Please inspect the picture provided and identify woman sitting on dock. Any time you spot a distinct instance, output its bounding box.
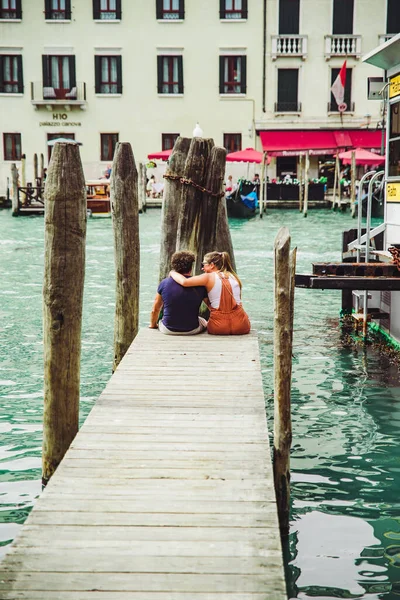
[170,251,250,335]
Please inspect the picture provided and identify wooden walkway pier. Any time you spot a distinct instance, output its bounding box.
[0,328,286,599]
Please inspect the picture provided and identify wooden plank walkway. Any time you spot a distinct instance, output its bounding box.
[0,328,287,599]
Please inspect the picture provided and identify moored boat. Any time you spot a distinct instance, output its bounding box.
[86,180,111,217]
[225,180,259,219]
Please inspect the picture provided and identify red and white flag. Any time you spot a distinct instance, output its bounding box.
[331,60,347,109]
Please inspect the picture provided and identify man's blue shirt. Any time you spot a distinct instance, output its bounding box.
[157,277,207,332]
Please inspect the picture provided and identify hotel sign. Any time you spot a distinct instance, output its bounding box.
[387,182,400,203]
[39,113,81,127]
[389,74,400,99]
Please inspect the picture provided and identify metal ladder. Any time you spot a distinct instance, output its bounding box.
[348,170,385,336]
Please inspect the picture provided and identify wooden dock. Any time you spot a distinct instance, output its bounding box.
[0,328,287,599]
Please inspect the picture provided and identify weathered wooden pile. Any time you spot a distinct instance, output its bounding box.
[159,136,234,279]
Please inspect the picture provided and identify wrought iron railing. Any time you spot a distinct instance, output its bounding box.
[30,81,86,103]
[275,101,302,113]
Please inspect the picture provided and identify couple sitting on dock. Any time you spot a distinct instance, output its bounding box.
[149,251,250,336]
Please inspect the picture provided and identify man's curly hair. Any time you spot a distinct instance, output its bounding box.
[171,251,195,274]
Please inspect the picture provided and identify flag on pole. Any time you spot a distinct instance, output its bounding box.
[331,60,347,110]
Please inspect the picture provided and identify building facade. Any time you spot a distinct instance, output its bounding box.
[0,0,399,193]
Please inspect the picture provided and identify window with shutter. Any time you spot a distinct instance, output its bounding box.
[157,56,183,94]
[45,0,71,20]
[94,0,120,20]
[0,0,21,19]
[220,0,247,20]
[41,55,76,99]
[279,0,300,34]
[95,56,122,94]
[330,68,352,111]
[3,133,22,160]
[162,133,179,150]
[101,133,118,161]
[332,0,354,34]
[223,133,242,152]
[277,69,299,112]
[158,0,184,20]
[220,56,246,94]
[0,55,23,93]
[387,0,400,34]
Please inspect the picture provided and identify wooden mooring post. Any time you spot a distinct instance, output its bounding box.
[160,135,234,279]
[111,142,140,372]
[42,143,87,486]
[298,154,303,212]
[11,163,19,216]
[303,150,309,218]
[273,227,296,536]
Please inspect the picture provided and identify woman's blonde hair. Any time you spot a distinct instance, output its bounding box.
[203,251,242,289]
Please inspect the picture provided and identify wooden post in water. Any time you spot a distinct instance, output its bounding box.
[196,145,235,273]
[11,163,19,216]
[332,154,339,210]
[33,153,38,182]
[273,227,295,536]
[303,151,309,218]
[259,152,266,219]
[177,138,214,253]
[298,154,303,212]
[138,162,147,214]
[159,136,191,281]
[350,150,356,218]
[20,154,26,205]
[42,143,86,486]
[111,142,140,372]
[40,153,45,200]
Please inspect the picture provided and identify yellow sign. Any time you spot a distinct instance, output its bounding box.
[387,182,400,202]
[390,74,400,99]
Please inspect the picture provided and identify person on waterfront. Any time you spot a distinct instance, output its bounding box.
[170,251,250,336]
[146,175,155,197]
[252,173,260,184]
[225,175,233,193]
[149,251,208,335]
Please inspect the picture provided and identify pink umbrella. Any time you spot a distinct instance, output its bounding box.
[147,149,172,160]
[338,147,385,166]
[226,147,270,164]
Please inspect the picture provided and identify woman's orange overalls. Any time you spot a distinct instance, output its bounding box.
[207,273,251,336]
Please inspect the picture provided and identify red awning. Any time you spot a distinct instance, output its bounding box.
[147,149,172,160]
[260,129,385,156]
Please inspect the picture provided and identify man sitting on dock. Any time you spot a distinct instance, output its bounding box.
[149,251,208,335]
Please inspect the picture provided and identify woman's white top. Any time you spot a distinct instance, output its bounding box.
[208,273,242,309]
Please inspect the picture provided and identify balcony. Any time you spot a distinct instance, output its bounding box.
[275,101,302,113]
[328,102,355,113]
[379,33,395,45]
[31,82,87,109]
[271,35,308,60]
[324,35,362,59]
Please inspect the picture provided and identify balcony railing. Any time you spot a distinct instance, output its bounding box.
[275,101,302,113]
[328,101,355,113]
[379,33,395,45]
[31,82,87,107]
[271,35,308,60]
[325,35,362,59]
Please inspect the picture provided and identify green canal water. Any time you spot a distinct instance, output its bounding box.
[0,207,400,598]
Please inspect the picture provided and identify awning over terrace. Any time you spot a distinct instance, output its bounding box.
[260,129,383,156]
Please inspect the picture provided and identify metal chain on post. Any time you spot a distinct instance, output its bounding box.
[163,174,225,199]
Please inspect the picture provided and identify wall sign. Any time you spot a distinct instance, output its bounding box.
[389,74,400,99]
[386,182,400,202]
[39,112,81,127]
